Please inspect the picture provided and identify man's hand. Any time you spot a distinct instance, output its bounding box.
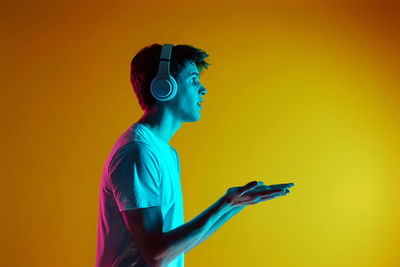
[223,181,294,208]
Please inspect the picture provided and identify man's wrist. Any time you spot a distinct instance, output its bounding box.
[219,194,234,213]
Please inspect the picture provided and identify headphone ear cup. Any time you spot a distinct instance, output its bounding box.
[150,75,177,101]
[168,75,178,99]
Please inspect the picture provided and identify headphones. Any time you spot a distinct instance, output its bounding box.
[150,43,178,101]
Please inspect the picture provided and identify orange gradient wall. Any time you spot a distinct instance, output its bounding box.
[1,0,399,266]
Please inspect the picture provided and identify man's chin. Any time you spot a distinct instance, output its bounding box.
[183,114,201,123]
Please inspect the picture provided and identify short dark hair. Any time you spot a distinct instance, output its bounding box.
[130,44,210,110]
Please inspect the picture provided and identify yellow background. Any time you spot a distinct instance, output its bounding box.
[1,0,399,266]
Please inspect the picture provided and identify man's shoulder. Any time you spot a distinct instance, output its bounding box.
[110,125,154,154]
[106,140,160,180]
[106,124,164,173]
[111,140,156,161]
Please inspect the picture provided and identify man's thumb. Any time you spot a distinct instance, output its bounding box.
[239,180,260,195]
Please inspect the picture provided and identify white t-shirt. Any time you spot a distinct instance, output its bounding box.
[96,123,184,267]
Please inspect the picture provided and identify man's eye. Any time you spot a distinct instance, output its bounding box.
[192,78,197,84]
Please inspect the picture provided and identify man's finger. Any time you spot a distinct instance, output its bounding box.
[245,191,287,205]
[244,187,285,197]
[268,183,294,188]
[264,188,287,196]
[260,190,290,200]
[238,180,262,195]
[260,194,284,201]
[266,183,294,190]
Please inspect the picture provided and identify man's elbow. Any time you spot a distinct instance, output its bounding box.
[143,258,163,267]
[144,255,166,267]
[143,241,170,267]
[145,255,170,267]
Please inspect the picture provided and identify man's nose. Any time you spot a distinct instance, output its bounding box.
[199,86,207,96]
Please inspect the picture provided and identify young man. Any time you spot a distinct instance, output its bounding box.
[96,43,294,267]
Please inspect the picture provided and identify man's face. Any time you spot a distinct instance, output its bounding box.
[168,61,207,122]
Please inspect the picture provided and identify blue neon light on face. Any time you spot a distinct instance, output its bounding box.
[169,61,207,122]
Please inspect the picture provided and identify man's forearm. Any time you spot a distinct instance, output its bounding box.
[184,206,244,254]
[157,196,233,266]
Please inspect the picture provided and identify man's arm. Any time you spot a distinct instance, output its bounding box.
[182,206,244,254]
[122,194,231,267]
[184,183,291,253]
[122,181,293,267]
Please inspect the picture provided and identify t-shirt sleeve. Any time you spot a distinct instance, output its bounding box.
[108,142,161,212]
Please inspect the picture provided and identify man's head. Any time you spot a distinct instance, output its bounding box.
[130,44,210,121]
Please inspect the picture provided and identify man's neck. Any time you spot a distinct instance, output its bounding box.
[136,106,182,144]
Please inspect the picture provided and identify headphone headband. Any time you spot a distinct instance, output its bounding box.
[156,44,173,78]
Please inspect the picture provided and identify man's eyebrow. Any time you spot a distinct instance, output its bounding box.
[188,72,200,78]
